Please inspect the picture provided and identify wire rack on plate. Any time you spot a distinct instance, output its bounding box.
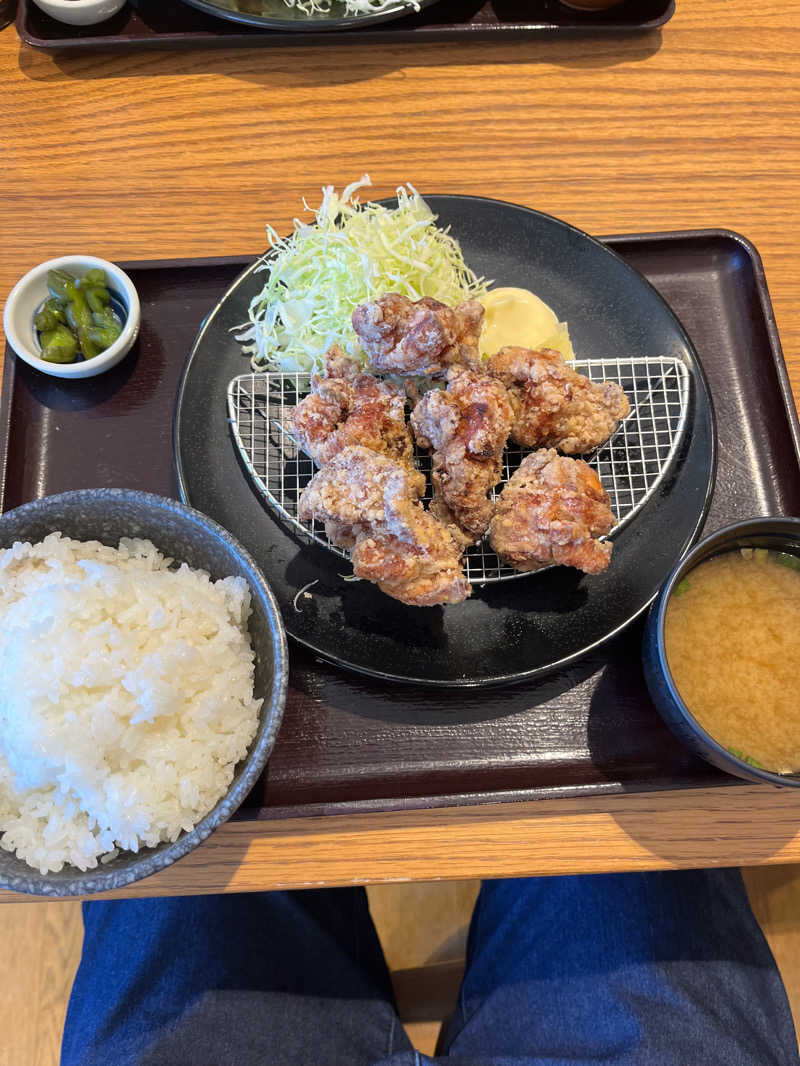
[227,356,690,585]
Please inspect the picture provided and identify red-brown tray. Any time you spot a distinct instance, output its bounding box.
[2,230,798,819]
[16,0,673,51]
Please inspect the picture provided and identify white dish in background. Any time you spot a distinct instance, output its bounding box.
[3,255,140,379]
[30,0,126,25]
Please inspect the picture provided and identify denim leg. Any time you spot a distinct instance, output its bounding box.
[439,869,799,1066]
[61,888,413,1066]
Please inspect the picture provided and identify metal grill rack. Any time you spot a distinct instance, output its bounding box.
[227,356,690,584]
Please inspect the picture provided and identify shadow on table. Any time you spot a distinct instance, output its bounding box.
[608,787,800,869]
[583,651,800,867]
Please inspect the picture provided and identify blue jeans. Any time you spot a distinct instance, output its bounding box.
[61,870,799,1066]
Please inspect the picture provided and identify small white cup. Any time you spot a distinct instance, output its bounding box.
[3,255,140,380]
[30,0,127,25]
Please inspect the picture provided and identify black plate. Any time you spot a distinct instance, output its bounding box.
[174,197,715,686]
[181,0,439,31]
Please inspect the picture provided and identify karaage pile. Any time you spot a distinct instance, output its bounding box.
[289,291,630,604]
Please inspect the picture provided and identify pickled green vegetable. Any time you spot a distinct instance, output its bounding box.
[46,268,76,301]
[91,308,119,331]
[39,325,78,364]
[66,281,92,330]
[86,287,111,313]
[78,331,100,360]
[34,302,65,332]
[36,267,124,364]
[88,325,121,349]
[81,268,107,287]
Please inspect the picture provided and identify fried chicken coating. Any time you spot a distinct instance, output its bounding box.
[291,346,413,468]
[489,449,616,575]
[351,530,470,607]
[485,346,630,454]
[298,444,425,549]
[410,367,515,544]
[298,445,470,606]
[351,294,485,376]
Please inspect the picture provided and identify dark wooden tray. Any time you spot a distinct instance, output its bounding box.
[16,0,673,51]
[2,230,798,820]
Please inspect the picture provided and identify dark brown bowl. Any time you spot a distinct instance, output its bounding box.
[643,516,800,788]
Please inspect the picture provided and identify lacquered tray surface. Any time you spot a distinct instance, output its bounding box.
[16,0,674,51]
[2,230,797,817]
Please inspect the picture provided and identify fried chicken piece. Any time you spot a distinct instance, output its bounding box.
[351,294,485,376]
[298,446,470,606]
[291,346,413,467]
[351,530,470,607]
[298,444,425,549]
[489,449,616,575]
[485,346,630,454]
[410,367,514,544]
[322,345,361,380]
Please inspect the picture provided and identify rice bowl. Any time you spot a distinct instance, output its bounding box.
[0,489,287,897]
[0,534,262,874]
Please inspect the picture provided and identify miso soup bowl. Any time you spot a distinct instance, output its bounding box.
[642,516,800,788]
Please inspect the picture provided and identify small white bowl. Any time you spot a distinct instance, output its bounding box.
[3,255,140,380]
[30,0,127,26]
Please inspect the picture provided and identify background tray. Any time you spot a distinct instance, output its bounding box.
[2,230,798,818]
[16,0,674,51]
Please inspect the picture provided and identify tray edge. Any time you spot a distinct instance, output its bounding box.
[233,772,743,821]
[15,0,675,51]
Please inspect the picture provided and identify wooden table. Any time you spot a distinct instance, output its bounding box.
[2,0,800,900]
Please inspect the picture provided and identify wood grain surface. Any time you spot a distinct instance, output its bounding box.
[2,0,800,896]
[2,784,800,902]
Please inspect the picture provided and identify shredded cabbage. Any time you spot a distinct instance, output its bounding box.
[237,176,488,375]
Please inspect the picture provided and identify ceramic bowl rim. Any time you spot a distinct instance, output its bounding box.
[3,255,140,379]
[0,488,289,896]
[35,0,120,5]
[653,515,800,787]
[30,0,126,13]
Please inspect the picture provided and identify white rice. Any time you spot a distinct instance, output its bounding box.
[0,533,262,874]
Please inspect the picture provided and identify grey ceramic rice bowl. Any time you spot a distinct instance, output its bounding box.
[0,489,288,897]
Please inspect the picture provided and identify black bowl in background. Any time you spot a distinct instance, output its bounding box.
[643,516,800,788]
[0,489,288,897]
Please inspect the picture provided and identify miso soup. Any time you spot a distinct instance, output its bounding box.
[664,548,800,774]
